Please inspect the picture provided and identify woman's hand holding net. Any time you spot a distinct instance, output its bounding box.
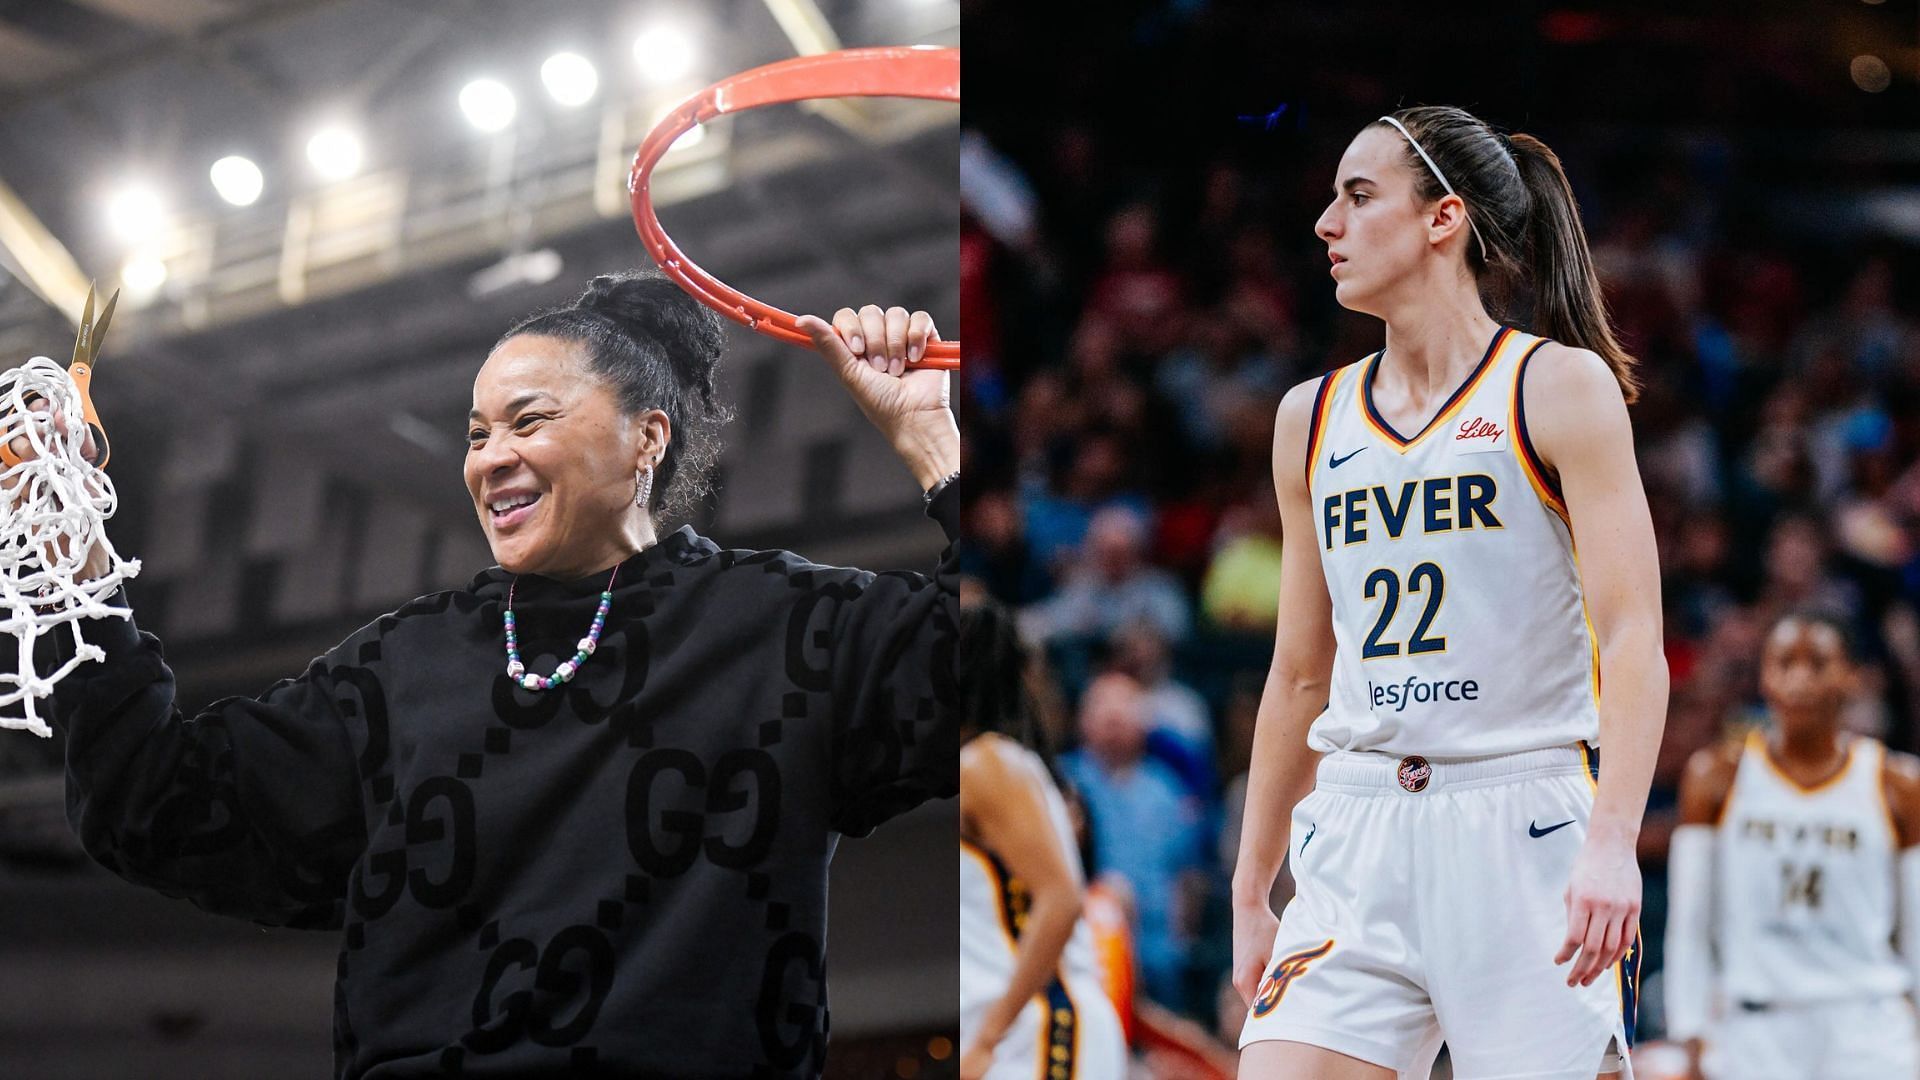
[0,356,138,736]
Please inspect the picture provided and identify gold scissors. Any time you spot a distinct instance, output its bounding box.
[0,284,116,471]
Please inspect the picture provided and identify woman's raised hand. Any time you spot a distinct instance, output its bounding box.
[795,305,959,492]
[6,394,101,469]
[3,394,110,581]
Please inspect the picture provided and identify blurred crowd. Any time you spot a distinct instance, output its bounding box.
[959,99,1920,1054]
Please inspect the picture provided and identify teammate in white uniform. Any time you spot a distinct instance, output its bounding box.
[959,598,1128,1080]
[1666,612,1920,1079]
[1232,105,1668,1080]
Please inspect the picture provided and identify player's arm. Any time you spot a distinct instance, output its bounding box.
[1881,751,1920,1003]
[959,735,1086,1071]
[1229,376,1336,1005]
[1523,343,1670,988]
[1666,741,1738,1072]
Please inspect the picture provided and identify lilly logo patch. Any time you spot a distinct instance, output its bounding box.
[1452,415,1508,453]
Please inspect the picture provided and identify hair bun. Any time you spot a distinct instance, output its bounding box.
[573,268,725,405]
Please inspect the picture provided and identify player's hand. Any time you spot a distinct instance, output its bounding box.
[1684,1036,1706,1080]
[1230,900,1282,1007]
[1555,829,1641,987]
[795,307,958,490]
[958,1041,992,1080]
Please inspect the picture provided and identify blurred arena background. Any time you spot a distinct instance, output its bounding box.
[962,0,1920,1074]
[0,1,957,1077]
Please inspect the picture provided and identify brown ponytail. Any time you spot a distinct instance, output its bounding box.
[1375,107,1640,403]
[1505,134,1640,403]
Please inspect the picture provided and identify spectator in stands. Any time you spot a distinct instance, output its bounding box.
[1062,672,1207,1010]
[1199,489,1285,634]
[1111,618,1217,802]
[1019,431,1154,581]
[1024,505,1193,645]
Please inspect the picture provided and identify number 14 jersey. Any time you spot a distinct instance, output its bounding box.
[1715,730,1906,1005]
[1303,326,1600,757]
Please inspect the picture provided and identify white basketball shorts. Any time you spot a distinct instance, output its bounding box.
[975,972,1128,1080]
[1703,994,1919,1080]
[1238,743,1638,1080]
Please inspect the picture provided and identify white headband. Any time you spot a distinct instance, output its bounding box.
[1378,115,1488,260]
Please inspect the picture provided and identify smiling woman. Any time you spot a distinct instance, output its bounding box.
[26,267,960,1078]
[465,271,732,580]
[451,272,738,706]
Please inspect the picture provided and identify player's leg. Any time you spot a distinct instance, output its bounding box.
[1239,1040,1396,1079]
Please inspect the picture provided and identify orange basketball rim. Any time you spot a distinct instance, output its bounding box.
[629,46,960,370]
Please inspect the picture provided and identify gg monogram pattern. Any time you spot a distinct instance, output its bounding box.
[44,488,959,1078]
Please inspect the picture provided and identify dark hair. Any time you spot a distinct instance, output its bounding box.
[1374,106,1640,403]
[499,268,734,524]
[1772,608,1859,661]
[961,594,1065,787]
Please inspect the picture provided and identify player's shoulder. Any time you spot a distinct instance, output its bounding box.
[1277,369,1330,416]
[1275,364,1352,438]
[1518,339,1621,404]
[1872,743,1920,846]
[1678,734,1747,824]
[961,731,1033,785]
[1684,734,1747,783]
[1879,743,1920,798]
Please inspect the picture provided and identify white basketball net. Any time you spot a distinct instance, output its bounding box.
[0,356,138,736]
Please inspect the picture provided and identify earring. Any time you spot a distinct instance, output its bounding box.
[634,465,653,509]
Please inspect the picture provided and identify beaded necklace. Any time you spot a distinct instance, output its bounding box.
[504,565,617,690]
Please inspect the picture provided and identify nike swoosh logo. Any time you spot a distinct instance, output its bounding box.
[1300,823,1316,855]
[1328,448,1365,469]
[1528,819,1575,838]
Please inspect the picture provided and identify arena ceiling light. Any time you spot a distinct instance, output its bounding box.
[1852,55,1893,93]
[209,155,264,207]
[104,184,165,244]
[459,78,518,132]
[306,126,364,181]
[632,25,696,83]
[541,52,598,106]
[120,252,167,304]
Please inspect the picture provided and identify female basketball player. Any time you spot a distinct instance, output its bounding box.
[1666,611,1920,1079]
[1231,106,1667,1079]
[26,271,958,1078]
[959,596,1128,1079]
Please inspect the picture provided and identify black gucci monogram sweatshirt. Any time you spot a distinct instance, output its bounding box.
[40,487,958,1078]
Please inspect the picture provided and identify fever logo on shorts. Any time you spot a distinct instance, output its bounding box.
[1249,939,1335,1018]
[1397,755,1432,792]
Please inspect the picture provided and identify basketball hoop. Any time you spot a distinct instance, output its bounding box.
[629,46,960,370]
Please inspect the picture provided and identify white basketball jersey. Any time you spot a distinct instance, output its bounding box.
[1715,730,1908,1004]
[1304,326,1601,757]
[959,741,1109,1039]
